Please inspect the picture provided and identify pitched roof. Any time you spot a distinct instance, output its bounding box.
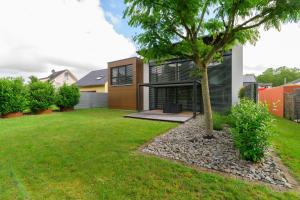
[243,74,256,83]
[77,69,108,87]
[40,70,67,81]
[39,69,77,81]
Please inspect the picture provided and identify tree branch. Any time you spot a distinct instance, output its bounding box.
[196,0,210,35]
[235,9,272,30]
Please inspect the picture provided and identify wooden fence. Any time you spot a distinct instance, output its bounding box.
[284,89,300,122]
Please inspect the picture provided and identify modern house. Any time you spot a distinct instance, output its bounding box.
[77,69,108,93]
[40,69,77,88]
[108,45,243,115]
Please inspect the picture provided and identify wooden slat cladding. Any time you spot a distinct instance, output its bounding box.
[108,57,143,110]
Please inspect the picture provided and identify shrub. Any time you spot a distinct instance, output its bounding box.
[0,78,27,115]
[230,99,273,162]
[213,113,225,130]
[55,84,80,109]
[28,81,55,113]
[238,87,245,99]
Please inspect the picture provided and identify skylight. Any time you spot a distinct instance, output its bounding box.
[96,76,103,80]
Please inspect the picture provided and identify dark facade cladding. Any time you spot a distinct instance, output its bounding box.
[147,53,232,113]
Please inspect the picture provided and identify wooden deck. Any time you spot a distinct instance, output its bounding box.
[124,110,194,123]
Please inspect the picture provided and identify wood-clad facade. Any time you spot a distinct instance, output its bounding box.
[108,57,144,110]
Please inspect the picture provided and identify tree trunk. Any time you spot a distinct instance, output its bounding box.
[194,58,214,138]
[201,66,213,137]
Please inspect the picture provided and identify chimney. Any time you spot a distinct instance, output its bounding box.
[51,69,55,74]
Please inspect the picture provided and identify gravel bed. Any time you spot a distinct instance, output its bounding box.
[142,116,294,188]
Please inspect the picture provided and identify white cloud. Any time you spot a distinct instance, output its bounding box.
[244,23,300,75]
[0,0,136,79]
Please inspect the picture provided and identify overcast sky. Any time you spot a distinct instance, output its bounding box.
[0,0,299,80]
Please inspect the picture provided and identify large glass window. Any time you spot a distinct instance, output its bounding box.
[111,65,133,86]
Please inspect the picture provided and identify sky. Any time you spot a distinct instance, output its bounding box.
[0,0,299,80]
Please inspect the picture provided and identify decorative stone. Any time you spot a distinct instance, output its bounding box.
[141,116,294,188]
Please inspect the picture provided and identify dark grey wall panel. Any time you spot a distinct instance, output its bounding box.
[148,53,232,113]
[75,92,108,109]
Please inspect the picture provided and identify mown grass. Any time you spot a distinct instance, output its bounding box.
[272,117,300,182]
[0,109,299,199]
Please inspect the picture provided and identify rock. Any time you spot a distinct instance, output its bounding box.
[141,116,293,188]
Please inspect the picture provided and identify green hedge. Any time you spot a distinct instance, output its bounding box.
[0,78,27,115]
[55,84,80,109]
[230,99,273,162]
[28,81,55,113]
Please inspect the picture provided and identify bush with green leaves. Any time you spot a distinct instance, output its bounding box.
[55,84,80,109]
[28,81,55,113]
[230,99,273,162]
[238,87,245,99]
[0,78,27,115]
[213,113,226,131]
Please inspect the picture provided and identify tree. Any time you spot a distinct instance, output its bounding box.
[124,0,300,138]
[257,66,300,86]
[28,80,55,113]
[55,84,80,110]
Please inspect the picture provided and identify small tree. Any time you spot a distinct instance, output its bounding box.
[125,0,300,137]
[56,84,80,110]
[28,80,55,113]
[0,78,27,115]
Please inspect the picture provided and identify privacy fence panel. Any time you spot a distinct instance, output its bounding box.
[75,92,108,109]
[284,89,300,122]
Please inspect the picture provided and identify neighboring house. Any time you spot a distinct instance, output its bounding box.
[258,83,272,88]
[243,74,256,86]
[40,69,77,88]
[286,78,300,85]
[108,45,243,113]
[77,69,108,93]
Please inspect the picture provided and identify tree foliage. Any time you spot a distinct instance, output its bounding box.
[56,84,80,109]
[28,80,55,113]
[0,78,28,115]
[124,0,300,135]
[257,66,300,86]
[125,0,300,63]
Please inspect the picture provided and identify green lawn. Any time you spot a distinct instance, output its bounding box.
[0,109,299,199]
[272,117,300,182]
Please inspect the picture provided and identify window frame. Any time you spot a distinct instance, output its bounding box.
[110,64,133,86]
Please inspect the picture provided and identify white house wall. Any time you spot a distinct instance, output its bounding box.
[231,45,243,105]
[53,72,77,88]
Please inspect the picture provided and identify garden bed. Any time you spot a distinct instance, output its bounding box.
[141,116,298,189]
